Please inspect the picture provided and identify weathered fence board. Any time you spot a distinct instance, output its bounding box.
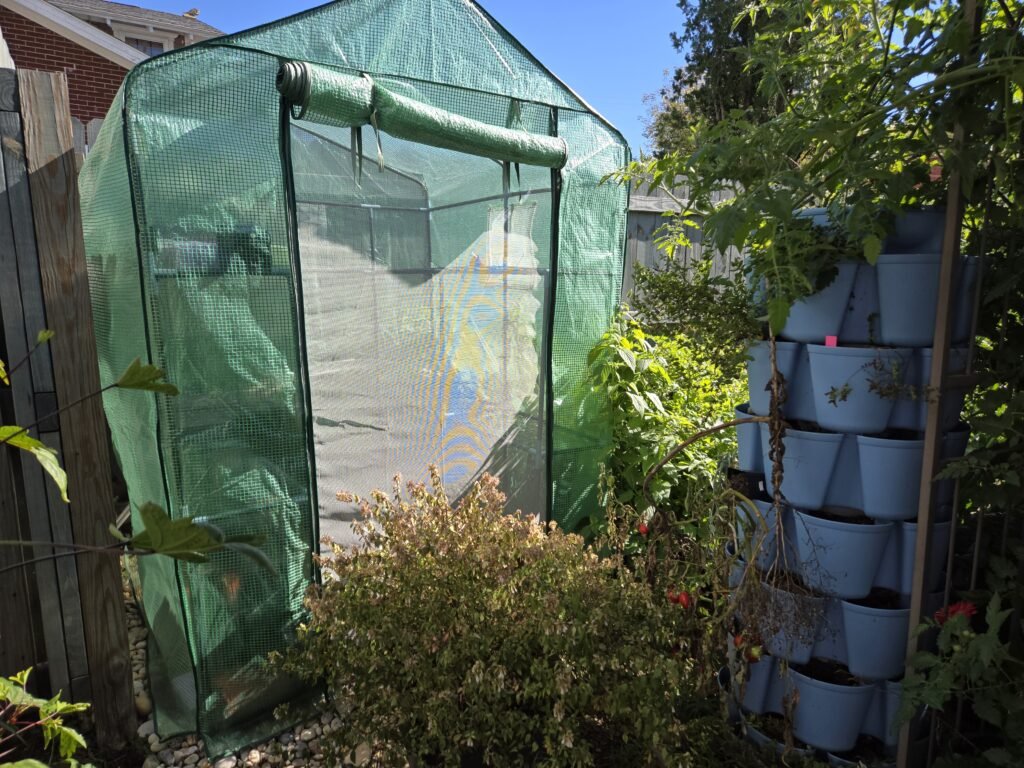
[17,68,135,747]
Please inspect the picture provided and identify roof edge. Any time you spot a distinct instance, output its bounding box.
[2,0,147,69]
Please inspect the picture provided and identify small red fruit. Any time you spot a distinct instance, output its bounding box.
[638,522,649,536]
[666,589,678,603]
[677,591,693,609]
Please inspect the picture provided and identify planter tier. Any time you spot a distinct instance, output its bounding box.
[734,403,762,473]
[746,340,801,416]
[857,436,924,521]
[789,666,877,752]
[876,253,942,346]
[806,345,912,433]
[792,509,893,598]
[758,424,843,509]
[841,600,910,680]
[780,262,859,343]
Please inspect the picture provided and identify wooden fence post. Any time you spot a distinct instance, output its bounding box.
[17,68,135,749]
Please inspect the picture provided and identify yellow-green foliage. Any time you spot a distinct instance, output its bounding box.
[282,469,697,767]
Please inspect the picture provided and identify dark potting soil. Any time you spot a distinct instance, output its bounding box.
[850,587,904,610]
[793,657,862,686]
[728,468,770,502]
[804,506,874,525]
[832,734,890,764]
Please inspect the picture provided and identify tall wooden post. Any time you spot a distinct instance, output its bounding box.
[17,68,135,749]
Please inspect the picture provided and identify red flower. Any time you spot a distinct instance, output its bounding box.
[638,522,649,536]
[934,601,977,626]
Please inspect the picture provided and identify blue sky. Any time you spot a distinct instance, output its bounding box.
[144,0,683,155]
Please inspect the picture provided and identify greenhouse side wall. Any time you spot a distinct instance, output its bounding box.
[79,89,199,737]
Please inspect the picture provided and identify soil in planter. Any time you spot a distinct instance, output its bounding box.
[792,657,863,686]
[805,506,874,525]
[849,587,903,610]
[729,468,770,501]
[831,734,891,764]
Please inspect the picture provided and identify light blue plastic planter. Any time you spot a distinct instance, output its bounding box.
[807,345,912,433]
[759,424,843,509]
[781,262,859,343]
[841,599,910,680]
[787,344,818,422]
[825,434,863,511]
[731,644,774,714]
[735,403,763,473]
[953,256,979,344]
[861,680,888,742]
[760,583,823,664]
[747,341,801,416]
[900,520,952,595]
[916,348,970,431]
[889,351,922,431]
[884,208,945,254]
[875,527,901,592]
[877,253,942,346]
[812,597,848,666]
[839,262,880,345]
[792,509,894,598]
[857,436,924,521]
[737,500,779,570]
[789,666,877,753]
[726,543,747,590]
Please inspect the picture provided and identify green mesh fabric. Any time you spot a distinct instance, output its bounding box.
[79,0,627,754]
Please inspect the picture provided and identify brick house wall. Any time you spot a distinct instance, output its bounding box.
[0,7,126,122]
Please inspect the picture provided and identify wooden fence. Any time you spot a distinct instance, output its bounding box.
[622,181,739,302]
[0,67,134,748]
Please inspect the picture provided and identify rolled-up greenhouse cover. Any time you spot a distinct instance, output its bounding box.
[79,0,628,755]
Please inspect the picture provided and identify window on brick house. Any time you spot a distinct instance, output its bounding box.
[124,37,164,56]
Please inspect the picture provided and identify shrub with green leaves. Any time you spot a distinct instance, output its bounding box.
[280,469,700,768]
[586,313,745,516]
[0,668,89,768]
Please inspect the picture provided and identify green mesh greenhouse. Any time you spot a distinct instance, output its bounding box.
[80,0,628,753]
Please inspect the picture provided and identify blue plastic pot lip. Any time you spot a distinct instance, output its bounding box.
[900,518,952,532]
[876,252,942,263]
[839,599,911,617]
[743,721,814,756]
[827,753,895,768]
[789,666,876,693]
[748,338,802,353]
[856,434,925,449]
[758,423,844,443]
[735,402,755,416]
[806,344,913,359]
[793,507,894,534]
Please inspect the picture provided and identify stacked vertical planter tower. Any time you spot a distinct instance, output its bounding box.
[731,209,975,766]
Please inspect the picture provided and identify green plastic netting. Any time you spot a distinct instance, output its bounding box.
[79,0,628,754]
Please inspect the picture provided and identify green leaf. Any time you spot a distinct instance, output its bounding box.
[766,298,791,335]
[0,358,7,386]
[115,358,179,396]
[616,347,636,373]
[863,235,882,264]
[0,427,68,503]
[130,502,273,571]
[36,329,54,344]
[646,392,665,413]
[5,761,51,768]
[626,391,647,414]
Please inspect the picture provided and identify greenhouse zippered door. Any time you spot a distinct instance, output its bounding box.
[276,66,563,546]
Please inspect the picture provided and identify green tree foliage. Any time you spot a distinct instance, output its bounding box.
[647,0,782,154]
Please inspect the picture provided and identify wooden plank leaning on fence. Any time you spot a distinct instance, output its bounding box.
[16,68,135,749]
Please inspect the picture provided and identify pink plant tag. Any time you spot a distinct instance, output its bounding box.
[825,335,838,347]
